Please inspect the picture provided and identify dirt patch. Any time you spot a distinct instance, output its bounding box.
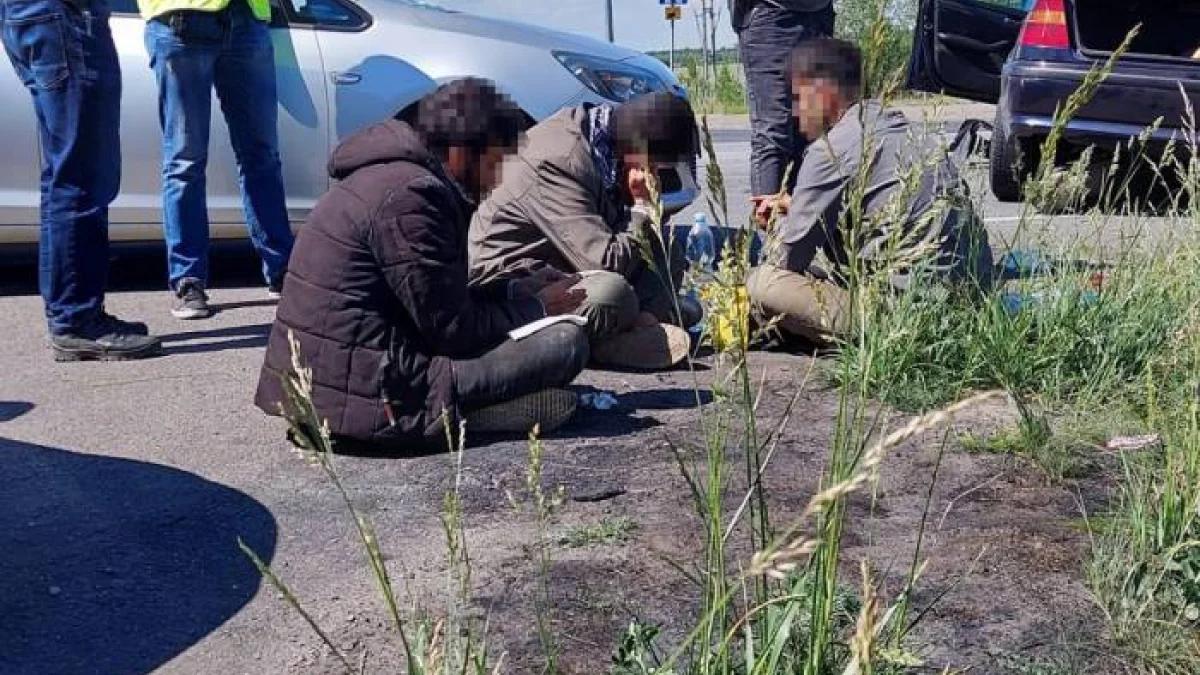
[284,352,1111,674]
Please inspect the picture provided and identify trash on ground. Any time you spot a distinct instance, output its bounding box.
[1000,288,1100,315]
[579,391,619,410]
[1105,434,1163,451]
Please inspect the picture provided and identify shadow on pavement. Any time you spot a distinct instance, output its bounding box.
[614,387,714,410]
[0,438,277,675]
[212,298,280,312]
[0,401,34,422]
[324,387,706,458]
[159,324,271,356]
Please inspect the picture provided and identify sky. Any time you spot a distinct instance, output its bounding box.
[432,0,739,52]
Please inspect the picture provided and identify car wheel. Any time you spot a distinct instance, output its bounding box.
[989,115,1031,203]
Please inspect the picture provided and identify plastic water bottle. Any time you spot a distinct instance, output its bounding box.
[686,213,715,274]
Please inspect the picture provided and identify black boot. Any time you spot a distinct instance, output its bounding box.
[51,314,162,362]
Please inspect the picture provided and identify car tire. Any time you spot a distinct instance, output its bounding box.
[989,116,1030,203]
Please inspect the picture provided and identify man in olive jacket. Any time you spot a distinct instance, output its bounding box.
[468,92,699,371]
[256,80,588,450]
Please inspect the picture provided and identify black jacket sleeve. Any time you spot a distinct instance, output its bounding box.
[373,175,545,357]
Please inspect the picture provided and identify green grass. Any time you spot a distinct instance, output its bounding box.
[559,517,638,548]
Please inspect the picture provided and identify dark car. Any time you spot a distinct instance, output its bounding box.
[908,0,1200,202]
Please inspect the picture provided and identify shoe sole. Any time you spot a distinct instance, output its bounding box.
[467,389,578,435]
[172,307,213,320]
[592,324,691,371]
[53,341,164,363]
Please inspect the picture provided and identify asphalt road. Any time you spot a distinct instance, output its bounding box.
[0,105,1176,673]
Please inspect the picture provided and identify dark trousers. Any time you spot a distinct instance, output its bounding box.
[453,323,589,414]
[1,0,120,335]
[738,3,834,197]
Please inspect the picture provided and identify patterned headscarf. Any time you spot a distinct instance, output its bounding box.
[587,104,619,193]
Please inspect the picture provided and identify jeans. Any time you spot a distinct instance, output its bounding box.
[738,3,834,197]
[1,0,120,336]
[145,0,293,289]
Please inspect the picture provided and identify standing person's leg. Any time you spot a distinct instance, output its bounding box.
[2,0,158,359]
[738,4,835,200]
[453,323,590,434]
[213,2,293,291]
[146,12,220,315]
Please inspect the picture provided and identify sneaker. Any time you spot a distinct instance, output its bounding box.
[51,316,162,362]
[466,388,578,435]
[171,279,212,320]
[267,277,284,301]
[592,323,690,371]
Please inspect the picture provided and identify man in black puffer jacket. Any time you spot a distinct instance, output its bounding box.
[255,80,590,451]
[731,0,835,224]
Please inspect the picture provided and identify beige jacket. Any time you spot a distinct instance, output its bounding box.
[468,106,651,291]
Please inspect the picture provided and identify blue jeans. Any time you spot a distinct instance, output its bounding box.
[1,0,121,336]
[145,1,293,290]
[737,4,834,197]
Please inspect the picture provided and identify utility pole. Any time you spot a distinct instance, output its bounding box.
[705,0,715,78]
[605,0,614,42]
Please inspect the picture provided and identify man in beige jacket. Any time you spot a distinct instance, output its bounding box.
[468,92,699,371]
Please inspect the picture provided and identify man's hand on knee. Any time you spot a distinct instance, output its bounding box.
[535,275,586,316]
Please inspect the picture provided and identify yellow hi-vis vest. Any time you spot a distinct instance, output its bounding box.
[138,0,271,23]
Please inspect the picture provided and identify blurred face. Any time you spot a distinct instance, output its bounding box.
[791,77,846,141]
[446,140,519,199]
[478,143,515,196]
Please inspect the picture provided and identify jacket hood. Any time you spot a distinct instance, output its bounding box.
[328,119,440,180]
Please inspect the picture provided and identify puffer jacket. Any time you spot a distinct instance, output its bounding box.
[255,119,544,445]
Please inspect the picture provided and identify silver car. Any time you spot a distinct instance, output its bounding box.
[0,0,696,246]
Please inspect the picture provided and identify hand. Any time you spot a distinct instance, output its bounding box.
[626,166,652,204]
[509,266,569,298]
[535,274,585,316]
[751,194,790,228]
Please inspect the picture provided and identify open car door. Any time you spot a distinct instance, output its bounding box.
[907,0,1029,103]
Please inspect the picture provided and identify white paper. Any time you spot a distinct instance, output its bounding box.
[508,314,588,341]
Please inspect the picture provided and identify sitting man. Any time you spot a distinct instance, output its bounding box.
[256,79,589,450]
[747,37,994,345]
[468,91,700,371]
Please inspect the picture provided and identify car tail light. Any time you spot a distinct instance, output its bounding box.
[1019,0,1070,49]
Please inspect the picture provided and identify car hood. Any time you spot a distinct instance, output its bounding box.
[385,1,654,65]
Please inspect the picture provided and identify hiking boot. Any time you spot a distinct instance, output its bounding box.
[51,315,163,362]
[466,388,578,435]
[171,279,212,320]
[592,323,691,371]
[101,310,149,336]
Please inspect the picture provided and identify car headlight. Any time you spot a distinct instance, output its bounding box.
[553,51,668,103]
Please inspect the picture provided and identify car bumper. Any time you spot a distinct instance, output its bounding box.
[1002,62,1200,148]
[1008,113,1193,148]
